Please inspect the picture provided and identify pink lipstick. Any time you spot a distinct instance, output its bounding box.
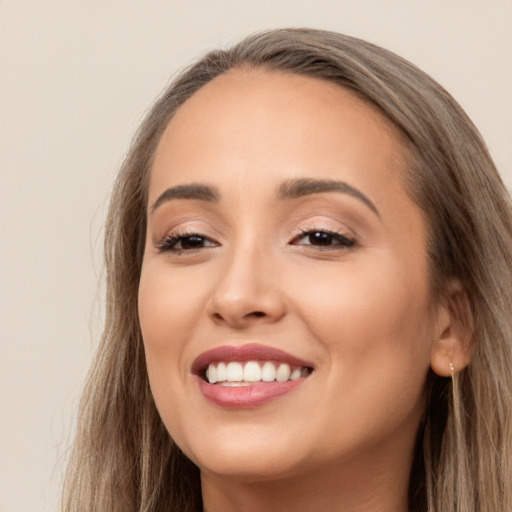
[192,344,313,409]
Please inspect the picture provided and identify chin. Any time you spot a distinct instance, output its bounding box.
[197,454,306,483]
[179,425,310,481]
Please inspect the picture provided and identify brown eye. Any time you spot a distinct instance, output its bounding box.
[292,229,356,249]
[307,232,336,246]
[178,235,208,249]
[157,233,219,253]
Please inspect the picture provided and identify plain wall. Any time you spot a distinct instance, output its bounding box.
[1,1,511,510]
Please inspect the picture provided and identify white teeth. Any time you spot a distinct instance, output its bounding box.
[261,361,276,381]
[276,363,291,382]
[243,361,261,382]
[216,362,227,382]
[290,368,302,381]
[218,381,252,387]
[226,362,243,381]
[205,360,309,385]
[207,364,217,384]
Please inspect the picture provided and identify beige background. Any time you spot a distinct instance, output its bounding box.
[1,1,511,511]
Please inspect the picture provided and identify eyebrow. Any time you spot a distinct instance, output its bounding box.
[150,183,219,213]
[278,178,379,217]
[149,178,379,217]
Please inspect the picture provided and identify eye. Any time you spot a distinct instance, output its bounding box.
[156,231,219,253]
[291,229,356,249]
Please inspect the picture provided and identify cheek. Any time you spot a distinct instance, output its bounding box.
[139,263,204,347]
[288,253,435,390]
[138,263,206,447]
[138,263,203,391]
[288,259,434,450]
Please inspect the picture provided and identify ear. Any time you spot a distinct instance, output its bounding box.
[430,279,474,377]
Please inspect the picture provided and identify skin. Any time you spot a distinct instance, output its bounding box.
[138,69,467,511]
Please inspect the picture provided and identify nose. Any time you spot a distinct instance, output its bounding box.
[207,245,287,329]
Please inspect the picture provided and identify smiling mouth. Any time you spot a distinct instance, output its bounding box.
[192,344,314,407]
[204,360,312,386]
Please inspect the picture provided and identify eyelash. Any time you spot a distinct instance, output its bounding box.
[156,230,219,253]
[155,227,356,254]
[291,227,356,249]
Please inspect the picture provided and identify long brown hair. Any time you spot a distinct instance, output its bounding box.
[63,28,512,511]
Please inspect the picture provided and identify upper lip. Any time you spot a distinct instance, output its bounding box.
[191,343,315,375]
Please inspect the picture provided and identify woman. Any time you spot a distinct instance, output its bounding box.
[63,28,512,511]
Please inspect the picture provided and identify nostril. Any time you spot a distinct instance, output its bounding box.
[251,311,266,318]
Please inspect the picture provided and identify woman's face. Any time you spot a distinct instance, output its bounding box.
[139,69,446,482]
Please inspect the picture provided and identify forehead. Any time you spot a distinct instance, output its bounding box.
[149,68,411,212]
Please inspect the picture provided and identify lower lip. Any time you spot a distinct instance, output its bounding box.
[197,377,306,409]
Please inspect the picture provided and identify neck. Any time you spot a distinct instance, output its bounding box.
[201,452,412,512]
